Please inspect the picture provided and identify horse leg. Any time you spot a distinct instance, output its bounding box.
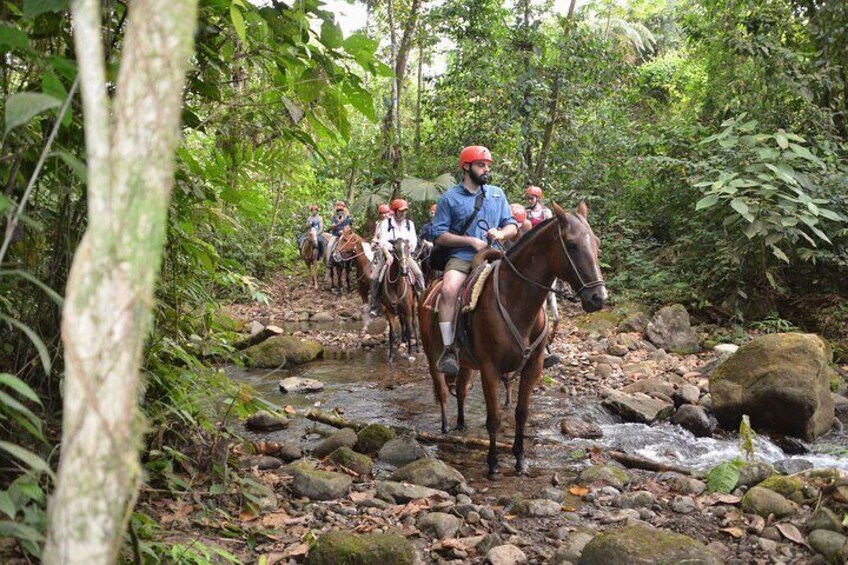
[454,367,473,432]
[502,378,512,408]
[480,362,502,479]
[387,312,398,363]
[513,352,544,476]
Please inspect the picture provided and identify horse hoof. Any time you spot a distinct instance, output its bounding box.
[487,469,500,481]
[453,423,468,432]
[441,426,450,434]
[515,460,529,476]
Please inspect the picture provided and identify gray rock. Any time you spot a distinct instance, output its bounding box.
[607,343,629,356]
[480,506,497,521]
[418,512,461,539]
[617,312,649,334]
[668,476,706,496]
[552,532,594,563]
[807,529,848,564]
[579,523,722,564]
[737,461,775,487]
[579,465,630,489]
[602,391,674,424]
[714,343,739,358]
[240,455,283,470]
[304,531,415,565]
[467,511,481,524]
[620,362,652,377]
[671,495,696,514]
[595,364,614,380]
[327,446,373,476]
[245,410,289,431]
[774,458,814,475]
[375,481,450,503]
[673,384,701,406]
[645,305,700,354]
[291,465,352,500]
[759,537,778,553]
[378,437,426,466]
[279,376,324,393]
[559,417,603,439]
[486,544,527,565]
[591,354,623,366]
[741,486,797,518]
[245,335,323,368]
[249,320,265,336]
[313,428,358,458]
[391,458,464,491]
[671,404,712,437]
[477,533,504,556]
[806,507,844,533]
[622,374,685,398]
[534,486,566,503]
[515,498,561,517]
[310,311,335,323]
[277,442,302,462]
[618,491,655,509]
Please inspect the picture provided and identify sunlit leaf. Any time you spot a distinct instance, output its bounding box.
[23,0,69,18]
[0,441,53,478]
[0,25,30,51]
[230,3,247,44]
[695,194,720,210]
[4,92,62,136]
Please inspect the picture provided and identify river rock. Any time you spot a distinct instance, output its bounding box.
[710,333,836,441]
[551,531,595,563]
[244,335,323,368]
[304,531,416,565]
[714,343,739,358]
[602,391,674,424]
[486,544,527,565]
[618,491,655,509]
[515,498,562,517]
[313,427,358,458]
[279,377,324,393]
[391,458,464,491]
[807,530,848,564]
[290,464,352,500]
[244,410,289,431]
[355,423,396,455]
[671,404,712,437]
[277,441,303,462]
[617,312,649,334]
[740,486,797,518]
[645,304,700,354]
[622,374,685,397]
[559,417,603,439]
[418,512,461,539]
[672,384,701,406]
[591,354,623,367]
[477,533,504,556]
[310,311,335,323]
[375,481,450,503]
[671,495,696,514]
[579,465,630,489]
[249,320,265,336]
[607,343,629,357]
[595,364,614,380]
[578,523,722,565]
[758,475,803,497]
[327,446,373,476]
[240,455,283,470]
[378,437,426,466]
[774,458,813,475]
[807,507,844,533]
[666,476,706,496]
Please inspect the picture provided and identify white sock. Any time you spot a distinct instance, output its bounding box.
[439,322,454,347]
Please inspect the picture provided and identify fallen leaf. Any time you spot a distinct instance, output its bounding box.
[284,405,297,415]
[776,523,807,546]
[161,503,194,525]
[260,511,292,528]
[263,553,288,565]
[569,485,590,497]
[349,489,375,502]
[282,542,310,559]
[720,527,744,539]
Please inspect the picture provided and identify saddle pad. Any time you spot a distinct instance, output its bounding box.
[461,261,496,313]
[422,279,444,312]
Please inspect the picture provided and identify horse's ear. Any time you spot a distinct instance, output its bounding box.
[552,202,568,224]
[576,200,589,219]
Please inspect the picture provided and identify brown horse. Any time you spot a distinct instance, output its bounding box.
[419,202,606,479]
[335,227,372,309]
[299,228,323,289]
[381,238,418,362]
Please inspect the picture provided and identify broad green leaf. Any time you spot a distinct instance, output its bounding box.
[370,61,395,78]
[774,130,788,149]
[0,269,63,305]
[718,135,738,148]
[230,3,247,44]
[343,33,378,59]
[342,83,375,121]
[4,92,62,136]
[295,67,324,104]
[0,492,14,519]
[0,520,45,543]
[788,143,818,163]
[320,19,343,49]
[23,0,69,18]
[54,150,86,181]
[706,461,740,494]
[0,441,53,478]
[0,390,42,433]
[771,245,790,263]
[808,225,832,244]
[0,373,41,405]
[728,178,758,188]
[0,25,30,51]
[695,194,720,210]
[0,315,51,375]
[818,209,845,222]
[730,198,749,217]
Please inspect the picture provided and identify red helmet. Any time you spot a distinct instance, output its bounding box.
[510,203,527,223]
[378,203,390,214]
[391,199,409,212]
[459,146,493,168]
[525,185,543,199]
[430,204,437,213]
[335,200,345,210]
[310,204,318,212]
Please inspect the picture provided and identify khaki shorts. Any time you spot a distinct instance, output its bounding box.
[445,257,472,274]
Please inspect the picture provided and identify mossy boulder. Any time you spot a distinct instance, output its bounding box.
[578,524,723,565]
[290,463,352,501]
[355,423,396,455]
[711,333,836,441]
[390,458,464,491]
[244,335,323,368]
[304,531,416,565]
[758,475,803,498]
[576,310,621,334]
[740,486,797,518]
[579,465,630,489]
[328,446,373,476]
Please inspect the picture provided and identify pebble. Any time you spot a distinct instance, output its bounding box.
[467,511,481,524]
[671,495,696,514]
[758,538,778,553]
[480,506,497,521]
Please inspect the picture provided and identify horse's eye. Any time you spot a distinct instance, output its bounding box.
[566,242,578,251]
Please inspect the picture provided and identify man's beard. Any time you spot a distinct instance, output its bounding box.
[468,168,491,186]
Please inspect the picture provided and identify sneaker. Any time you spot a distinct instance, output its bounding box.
[369,307,380,318]
[436,347,459,375]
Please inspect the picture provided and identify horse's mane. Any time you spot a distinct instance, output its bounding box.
[505,216,559,258]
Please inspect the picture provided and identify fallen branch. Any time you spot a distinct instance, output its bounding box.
[305,409,512,450]
[607,450,694,476]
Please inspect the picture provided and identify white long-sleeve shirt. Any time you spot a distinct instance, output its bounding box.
[376,215,417,253]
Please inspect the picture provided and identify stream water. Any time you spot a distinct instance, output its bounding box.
[226,343,848,483]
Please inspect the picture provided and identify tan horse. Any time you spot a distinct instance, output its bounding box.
[380,238,418,362]
[419,202,606,479]
[299,227,322,289]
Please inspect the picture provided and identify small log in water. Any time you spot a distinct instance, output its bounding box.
[305,409,513,450]
[607,450,694,476]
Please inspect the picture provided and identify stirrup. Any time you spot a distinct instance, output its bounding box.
[436,347,459,375]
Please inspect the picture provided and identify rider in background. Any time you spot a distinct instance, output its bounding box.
[418,204,438,243]
[507,203,532,247]
[525,185,553,227]
[325,200,352,268]
[298,204,324,249]
[372,203,391,242]
[432,146,518,375]
[369,199,425,316]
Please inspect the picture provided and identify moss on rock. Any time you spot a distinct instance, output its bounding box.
[305,531,415,565]
[576,310,621,334]
[328,446,373,476]
[244,335,323,368]
[355,423,396,455]
[758,475,803,498]
[579,524,722,565]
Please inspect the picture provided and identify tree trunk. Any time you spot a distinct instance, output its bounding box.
[415,30,424,156]
[43,0,198,562]
[519,0,534,183]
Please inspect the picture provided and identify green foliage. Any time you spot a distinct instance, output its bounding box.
[750,314,798,334]
[706,458,744,494]
[738,414,756,461]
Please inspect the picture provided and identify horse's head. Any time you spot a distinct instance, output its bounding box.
[307,227,318,242]
[336,227,359,258]
[551,202,607,313]
[390,238,411,273]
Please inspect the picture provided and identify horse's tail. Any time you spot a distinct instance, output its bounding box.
[471,248,504,270]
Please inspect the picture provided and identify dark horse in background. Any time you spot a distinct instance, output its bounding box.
[380,238,418,362]
[414,239,436,286]
[299,227,323,289]
[334,227,372,314]
[328,229,355,296]
[419,202,606,479]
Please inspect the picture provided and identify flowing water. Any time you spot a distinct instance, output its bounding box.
[226,342,848,480]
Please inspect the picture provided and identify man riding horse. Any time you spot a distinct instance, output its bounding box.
[369,198,426,317]
[431,146,518,375]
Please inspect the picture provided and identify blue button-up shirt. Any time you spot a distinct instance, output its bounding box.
[432,183,517,261]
